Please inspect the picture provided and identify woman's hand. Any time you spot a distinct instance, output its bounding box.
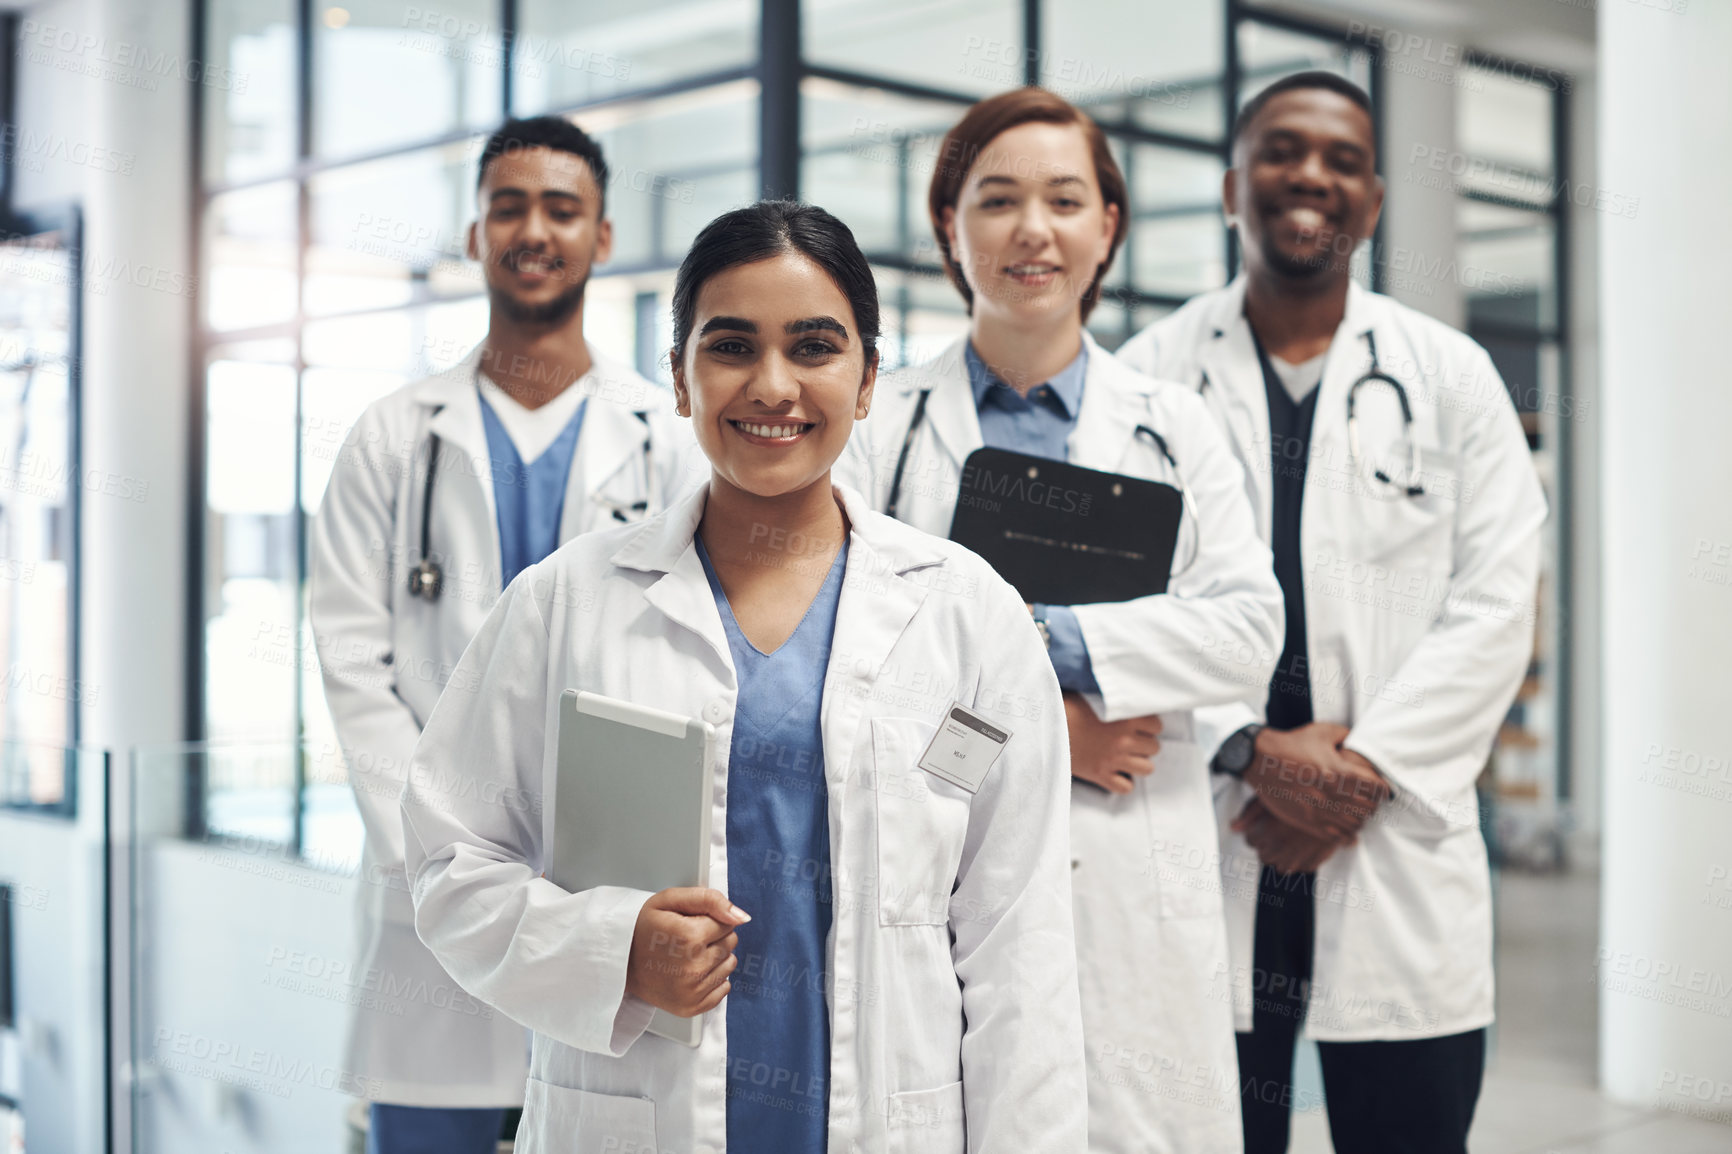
[1064,692,1163,795]
[625,888,751,1018]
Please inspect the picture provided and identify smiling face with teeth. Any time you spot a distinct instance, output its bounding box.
[671,250,876,504]
[942,121,1121,329]
[1227,87,1384,286]
[468,145,612,327]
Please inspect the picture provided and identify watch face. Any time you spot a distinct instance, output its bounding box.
[1224,729,1253,774]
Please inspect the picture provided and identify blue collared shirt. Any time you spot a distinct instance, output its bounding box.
[963,341,1100,696]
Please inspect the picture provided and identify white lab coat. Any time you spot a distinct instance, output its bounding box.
[1117,277,1546,1042]
[400,481,1089,1152]
[308,343,702,1106]
[836,334,1283,1154]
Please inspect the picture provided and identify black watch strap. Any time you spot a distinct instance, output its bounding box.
[1212,723,1264,777]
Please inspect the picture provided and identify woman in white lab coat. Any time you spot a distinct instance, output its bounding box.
[837,88,1283,1154]
[401,200,1087,1153]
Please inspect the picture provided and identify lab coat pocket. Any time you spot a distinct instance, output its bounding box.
[885,1079,966,1154]
[872,717,971,927]
[1358,447,1461,575]
[516,1077,656,1154]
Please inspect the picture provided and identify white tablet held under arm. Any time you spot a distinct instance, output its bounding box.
[552,690,717,1047]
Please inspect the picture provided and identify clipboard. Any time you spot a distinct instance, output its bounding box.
[947,447,1183,605]
[552,690,716,1047]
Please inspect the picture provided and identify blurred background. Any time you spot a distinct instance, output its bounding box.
[0,0,1726,1151]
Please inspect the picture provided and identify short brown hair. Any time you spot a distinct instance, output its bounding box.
[927,87,1130,320]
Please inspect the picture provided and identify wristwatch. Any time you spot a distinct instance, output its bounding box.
[1212,723,1265,777]
[1031,609,1052,650]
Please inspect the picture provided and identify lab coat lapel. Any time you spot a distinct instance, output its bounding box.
[562,394,642,540]
[611,483,732,672]
[1070,333,1151,473]
[918,337,985,471]
[416,347,503,592]
[1309,282,1381,491]
[831,487,932,681]
[1195,279,1273,539]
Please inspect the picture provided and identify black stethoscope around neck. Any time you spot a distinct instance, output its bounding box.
[405,400,655,602]
[881,385,1197,561]
[1344,330,1425,497]
[1231,327,1426,498]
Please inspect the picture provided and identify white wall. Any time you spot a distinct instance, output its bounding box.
[9,0,195,1148]
[1377,57,1464,328]
[1598,0,1732,1121]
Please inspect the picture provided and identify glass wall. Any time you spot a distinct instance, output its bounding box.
[0,215,81,808]
[1451,54,1573,865]
[195,2,760,855]
[193,0,1397,847]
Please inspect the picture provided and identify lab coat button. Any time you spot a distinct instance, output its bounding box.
[703,701,728,724]
[853,657,872,678]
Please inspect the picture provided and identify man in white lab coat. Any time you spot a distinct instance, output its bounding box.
[310,116,694,1152]
[1119,72,1546,1154]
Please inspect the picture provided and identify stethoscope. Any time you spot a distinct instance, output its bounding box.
[1345,331,1424,496]
[406,400,655,602]
[1214,328,1425,498]
[881,387,1198,566]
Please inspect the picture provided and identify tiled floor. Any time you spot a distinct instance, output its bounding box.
[1287,869,1732,1153]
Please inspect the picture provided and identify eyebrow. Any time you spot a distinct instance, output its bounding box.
[974,173,1087,189]
[699,316,756,336]
[698,316,851,339]
[787,316,849,339]
[487,188,583,204]
[1261,128,1370,158]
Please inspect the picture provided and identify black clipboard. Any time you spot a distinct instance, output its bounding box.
[947,447,1183,605]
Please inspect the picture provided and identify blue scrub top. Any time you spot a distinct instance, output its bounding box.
[478,394,586,587]
[697,536,845,1154]
[963,341,1101,695]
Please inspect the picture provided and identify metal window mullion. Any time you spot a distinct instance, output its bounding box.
[291,0,314,856]
[501,0,518,115]
[759,0,800,200]
[1365,38,1384,292]
[1550,75,1573,809]
[1223,0,1241,282]
[185,0,211,834]
[1023,0,1039,87]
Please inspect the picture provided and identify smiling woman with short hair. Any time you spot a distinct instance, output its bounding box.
[839,88,1284,1154]
[400,200,1089,1153]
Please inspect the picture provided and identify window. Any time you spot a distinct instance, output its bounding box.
[194,1,764,853]
[1450,54,1573,837]
[196,0,1405,846]
[0,212,82,810]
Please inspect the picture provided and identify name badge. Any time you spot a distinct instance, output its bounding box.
[917,703,1011,793]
